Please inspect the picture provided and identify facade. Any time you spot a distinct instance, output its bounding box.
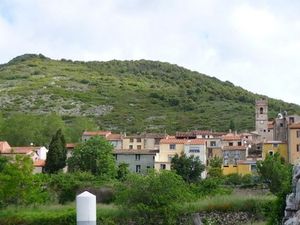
[255,98,270,141]
[288,123,300,164]
[155,138,186,170]
[114,149,157,173]
[262,141,288,161]
[82,131,123,149]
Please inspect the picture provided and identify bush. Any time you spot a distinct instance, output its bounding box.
[116,170,193,225]
[192,178,232,197]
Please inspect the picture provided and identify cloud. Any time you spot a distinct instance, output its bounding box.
[0,0,299,105]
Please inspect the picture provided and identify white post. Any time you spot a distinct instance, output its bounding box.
[76,191,96,225]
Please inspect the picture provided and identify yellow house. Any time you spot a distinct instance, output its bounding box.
[222,160,255,176]
[288,123,300,164]
[262,141,288,162]
[155,138,186,170]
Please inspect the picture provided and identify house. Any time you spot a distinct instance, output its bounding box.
[262,141,288,161]
[122,133,166,150]
[82,131,123,149]
[155,137,186,170]
[155,136,207,177]
[184,139,207,178]
[114,149,158,173]
[0,141,49,173]
[288,122,300,164]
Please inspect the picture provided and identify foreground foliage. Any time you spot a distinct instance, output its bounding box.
[68,136,117,177]
[257,153,292,225]
[116,170,193,225]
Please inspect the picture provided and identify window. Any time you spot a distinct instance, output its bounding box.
[170,144,176,150]
[154,138,160,145]
[297,131,300,138]
[115,154,118,160]
[147,166,151,170]
[251,164,257,172]
[269,151,274,156]
[260,107,263,114]
[189,148,200,153]
[263,129,266,132]
[290,117,295,124]
[129,138,134,143]
[210,141,216,146]
[268,130,271,132]
[229,142,233,146]
[208,149,213,158]
[137,138,142,142]
[273,143,278,148]
[280,123,283,127]
[136,165,141,173]
[129,145,133,150]
[135,154,140,161]
[297,145,300,152]
[238,141,242,146]
[137,145,142,150]
[160,164,166,170]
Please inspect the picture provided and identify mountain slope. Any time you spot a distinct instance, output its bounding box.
[0,54,299,133]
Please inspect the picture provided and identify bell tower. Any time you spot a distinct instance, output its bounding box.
[255,98,268,140]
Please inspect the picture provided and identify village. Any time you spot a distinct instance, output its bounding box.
[1,97,300,177]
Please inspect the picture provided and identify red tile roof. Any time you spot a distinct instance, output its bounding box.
[34,159,45,167]
[83,131,112,136]
[113,149,158,155]
[160,138,187,144]
[160,138,206,145]
[10,147,38,154]
[0,141,11,153]
[289,123,300,129]
[185,139,206,145]
[106,134,123,140]
[222,133,242,141]
[223,146,247,151]
[66,143,77,149]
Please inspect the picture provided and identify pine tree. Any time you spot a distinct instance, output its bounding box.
[44,129,67,173]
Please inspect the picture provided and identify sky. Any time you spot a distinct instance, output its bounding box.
[0,0,300,104]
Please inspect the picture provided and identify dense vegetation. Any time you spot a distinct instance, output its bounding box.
[1,54,300,145]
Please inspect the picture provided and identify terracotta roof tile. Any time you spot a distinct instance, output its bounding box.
[34,159,45,167]
[83,131,112,136]
[185,139,206,145]
[106,134,123,140]
[66,143,77,149]
[160,138,187,144]
[113,149,158,155]
[222,133,242,141]
[223,146,247,151]
[0,141,11,153]
[289,123,300,129]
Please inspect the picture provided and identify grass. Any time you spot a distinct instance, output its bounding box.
[179,194,275,214]
[0,193,274,225]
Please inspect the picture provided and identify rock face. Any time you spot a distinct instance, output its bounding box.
[283,165,300,224]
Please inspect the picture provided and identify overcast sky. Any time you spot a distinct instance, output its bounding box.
[0,0,299,104]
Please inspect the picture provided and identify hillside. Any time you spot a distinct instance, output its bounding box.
[0,54,299,137]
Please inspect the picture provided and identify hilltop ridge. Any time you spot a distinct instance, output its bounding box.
[0,54,299,133]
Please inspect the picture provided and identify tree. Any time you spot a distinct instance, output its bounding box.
[207,156,223,178]
[44,129,67,173]
[0,155,48,206]
[257,152,292,224]
[229,119,235,131]
[68,136,116,177]
[171,153,205,183]
[117,162,130,181]
[116,170,192,225]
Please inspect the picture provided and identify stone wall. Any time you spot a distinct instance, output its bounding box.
[283,164,300,224]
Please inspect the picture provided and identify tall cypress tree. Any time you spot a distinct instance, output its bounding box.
[44,129,67,173]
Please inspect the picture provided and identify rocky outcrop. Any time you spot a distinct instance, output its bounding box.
[283,165,300,224]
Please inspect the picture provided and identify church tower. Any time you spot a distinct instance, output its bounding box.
[255,98,268,140]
